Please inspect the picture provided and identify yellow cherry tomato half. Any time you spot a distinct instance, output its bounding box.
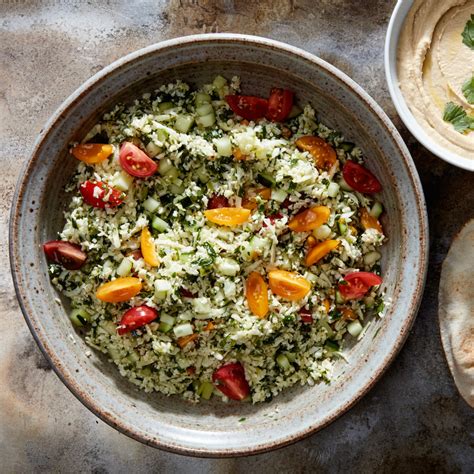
[295,136,338,170]
[204,207,251,226]
[268,269,311,301]
[96,277,142,303]
[360,208,383,233]
[141,227,160,267]
[305,239,340,266]
[245,271,269,318]
[288,205,330,232]
[71,143,113,164]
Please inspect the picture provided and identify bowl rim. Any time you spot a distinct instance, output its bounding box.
[384,0,474,172]
[9,33,429,457]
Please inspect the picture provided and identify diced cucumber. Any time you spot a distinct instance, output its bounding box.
[116,257,133,277]
[174,114,194,133]
[156,129,168,143]
[339,177,354,191]
[271,189,288,203]
[213,75,227,89]
[363,251,381,266]
[154,279,172,299]
[285,352,297,362]
[370,201,383,218]
[214,136,233,157]
[196,103,213,116]
[288,104,302,118]
[164,167,179,181]
[215,257,240,276]
[146,141,161,157]
[159,101,175,112]
[152,216,170,233]
[169,183,185,195]
[160,313,176,326]
[158,322,173,333]
[196,165,209,183]
[313,224,332,240]
[192,297,210,315]
[327,181,340,198]
[195,92,212,106]
[173,323,194,338]
[257,172,276,188]
[276,354,291,370]
[158,157,173,176]
[199,381,214,400]
[143,196,160,213]
[114,171,134,191]
[347,320,363,337]
[69,308,91,327]
[196,112,216,128]
[335,290,344,304]
[338,220,347,235]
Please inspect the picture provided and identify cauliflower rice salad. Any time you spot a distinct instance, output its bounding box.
[44,76,387,403]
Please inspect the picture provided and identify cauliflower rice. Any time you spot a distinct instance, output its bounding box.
[49,76,386,403]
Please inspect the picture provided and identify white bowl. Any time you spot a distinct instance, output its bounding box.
[385,0,474,172]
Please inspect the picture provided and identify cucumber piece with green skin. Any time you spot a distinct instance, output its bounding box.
[271,189,288,203]
[158,322,173,333]
[212,75,227,89]
[199,381,214,400]
[116,257,133,277]
[285,352,297,362]
[143,196,160,213]
[69,308,91,327]
[114,171,133,192]
[164,166,179,181]
[152,216,170,233]
[324,340,340,352]
[338,220,347,235]
[160,313,176,326]
[156,129,168,143]
[196,112,216,128]
[370,201,383,218]
[335,290,344,305]
[158,157,173,176]
[159,102,175,112]
[276,353,291,370]
[195,92,212,106]
[196,103,213,116]
[257,172,276,188]
[174,114,194,133]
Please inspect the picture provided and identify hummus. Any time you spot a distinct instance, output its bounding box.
[398,0,474,158]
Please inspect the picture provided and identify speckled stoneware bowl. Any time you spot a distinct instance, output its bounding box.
[10,34,428,457]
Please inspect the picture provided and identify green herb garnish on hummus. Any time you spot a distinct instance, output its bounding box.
[462,76,474,104]
[443,102,474,133]
[462,14,474,49]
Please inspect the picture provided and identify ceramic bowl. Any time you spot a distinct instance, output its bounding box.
[10,34,428,456]
[385,0,474,172]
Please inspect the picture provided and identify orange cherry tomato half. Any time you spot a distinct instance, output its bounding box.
[204,207,251,226]
[305,239,339,266]
[71,143,113,164]
[242,188,272,210]
[119,141,158,178]
[212,362,250,401]
[96,277,142,303]
[141,227,160,267]
[245,272,269,318]
[266,88,294,122]
[225,95,268,121]
[80,180,124,209]
[288,205,330,232]
[342,161,382,194]
[118,305,158,335]
[295,136,338,170]
[360,208,383,233]
[268,269,311,301]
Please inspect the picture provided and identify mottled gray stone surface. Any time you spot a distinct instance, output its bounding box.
[1,1,473,472]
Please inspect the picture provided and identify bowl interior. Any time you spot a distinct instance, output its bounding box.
[385,0,474,172]
[11,35,427,456]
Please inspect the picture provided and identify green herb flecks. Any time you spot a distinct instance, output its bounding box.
[462,76,474,104]
[442,102,474,133]
[462,14,474,49]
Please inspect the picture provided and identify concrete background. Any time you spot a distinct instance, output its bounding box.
[1,0,473,472]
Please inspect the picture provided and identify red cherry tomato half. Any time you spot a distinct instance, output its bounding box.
[119,141,158,178]
[266,88,294,122]
[208,194,229,209]
[117,305,158,335]
[212,362,250,401]
[342,161,382,194]
[80,180,124,208]
[43,241,87,270]
[298,308,314,323]
[225,95,268,121]
[338,272,383,300]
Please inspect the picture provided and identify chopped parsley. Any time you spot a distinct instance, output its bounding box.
[462,76,474,104]
[462,14,474,49]
[442,102,474,133]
